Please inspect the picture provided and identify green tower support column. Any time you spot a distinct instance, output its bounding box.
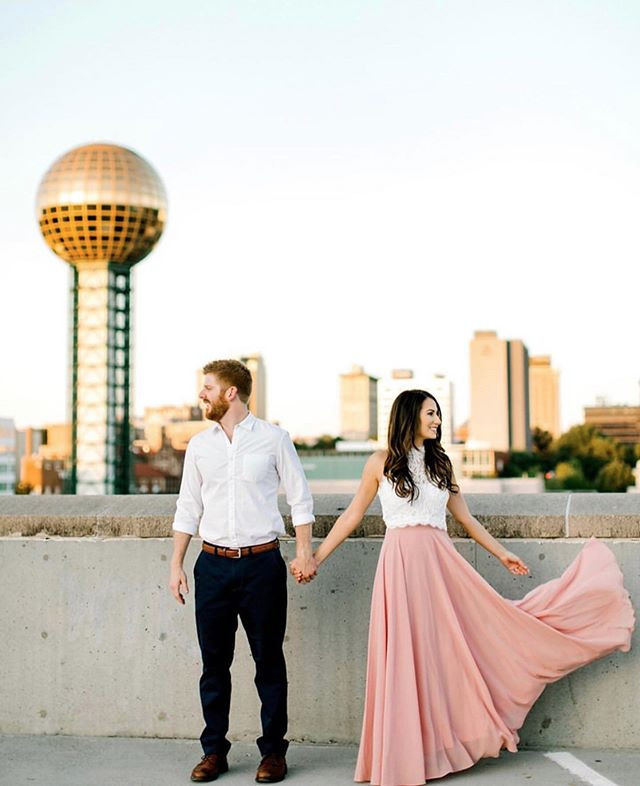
[69,262,134,494]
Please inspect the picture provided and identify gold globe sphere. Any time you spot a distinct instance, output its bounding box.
[36,143,167,266]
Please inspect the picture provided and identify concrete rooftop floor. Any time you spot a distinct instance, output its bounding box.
[1,736,639,786]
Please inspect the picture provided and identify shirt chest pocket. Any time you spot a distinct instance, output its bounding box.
[241,453,272,482]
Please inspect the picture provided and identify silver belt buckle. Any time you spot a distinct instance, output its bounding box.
[231,546,242,559]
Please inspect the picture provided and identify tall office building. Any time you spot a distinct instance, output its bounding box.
[529,356,561,438]
[240,354,267,420]
[584,405,640,444]
[0,418,17,495]
[18,423,71,495]
[377,371,453,448]
[340,365,378,441]
[508,339,530,450]
[469,331,531,452]
[36,143,167,493]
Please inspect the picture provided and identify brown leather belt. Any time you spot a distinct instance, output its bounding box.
[202,538,280,559]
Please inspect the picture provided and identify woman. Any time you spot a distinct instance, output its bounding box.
[291,390,634,786]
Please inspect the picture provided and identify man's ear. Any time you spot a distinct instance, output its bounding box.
[226,385,238,401]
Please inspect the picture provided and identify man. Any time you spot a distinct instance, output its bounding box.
[169,359,316,783]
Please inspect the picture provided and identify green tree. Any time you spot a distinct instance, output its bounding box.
[548,460,589,490]
[532,427,553,455]
[553,425,616,483]
[499,451,540,478]
[313,434,340,450]
[616,443,638,468]
[531,427,556,472]
[595,460,635,492]
[14,482,33,495]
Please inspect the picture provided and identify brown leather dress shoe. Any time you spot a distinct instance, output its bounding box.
[191,753,229,782]
[255,754,287,783]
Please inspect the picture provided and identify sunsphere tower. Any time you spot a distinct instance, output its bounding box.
[36,143,167,494]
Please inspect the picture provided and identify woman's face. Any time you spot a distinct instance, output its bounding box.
[416,397,441,442]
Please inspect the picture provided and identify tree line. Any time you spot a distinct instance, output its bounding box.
[501,425,639,492]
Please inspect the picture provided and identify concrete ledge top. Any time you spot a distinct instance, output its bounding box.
[0,493,639,538]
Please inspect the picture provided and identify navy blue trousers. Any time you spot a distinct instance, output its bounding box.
[194,546,288,757]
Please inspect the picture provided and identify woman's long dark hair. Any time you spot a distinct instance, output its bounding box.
[383,389,459,500]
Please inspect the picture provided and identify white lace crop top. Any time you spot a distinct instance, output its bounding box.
[378,447,449,531]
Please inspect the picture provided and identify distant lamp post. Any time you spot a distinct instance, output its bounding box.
[36,143,167,494]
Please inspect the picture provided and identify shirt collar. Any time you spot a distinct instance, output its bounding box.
[209,411,256,432]
[236,412,256,430]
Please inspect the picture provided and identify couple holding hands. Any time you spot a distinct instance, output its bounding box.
[170,359,634,786]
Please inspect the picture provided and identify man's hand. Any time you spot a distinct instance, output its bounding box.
[169,563,190,604]
[291,522,316,584]
[289,555,318,584]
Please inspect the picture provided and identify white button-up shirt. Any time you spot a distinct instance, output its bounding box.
[172,413,315,547]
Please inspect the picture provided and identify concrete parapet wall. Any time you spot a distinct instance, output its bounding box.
[0,495,638,748]
[2,492,640,538]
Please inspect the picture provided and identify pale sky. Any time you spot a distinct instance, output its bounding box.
[2,0,640,437]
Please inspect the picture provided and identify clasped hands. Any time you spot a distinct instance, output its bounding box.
[289,554,319,584]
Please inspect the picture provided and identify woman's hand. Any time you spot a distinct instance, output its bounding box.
[499,551,530,575]
[289,555,318,584]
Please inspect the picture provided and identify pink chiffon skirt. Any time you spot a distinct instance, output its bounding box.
[354,526,634,786]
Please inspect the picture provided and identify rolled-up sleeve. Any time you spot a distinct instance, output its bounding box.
[276,431,315,526]
[172,441,204,535]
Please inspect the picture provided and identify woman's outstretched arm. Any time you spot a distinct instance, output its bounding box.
[447,485,529,575]
[290,451,384,581]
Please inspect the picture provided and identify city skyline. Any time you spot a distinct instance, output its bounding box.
[2,2,640,437]
[3,340,639,439]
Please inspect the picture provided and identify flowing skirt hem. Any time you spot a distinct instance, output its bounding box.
[355,729,519,784]
[354,527,634,786]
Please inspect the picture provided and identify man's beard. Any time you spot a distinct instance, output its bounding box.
[204,393,230,422]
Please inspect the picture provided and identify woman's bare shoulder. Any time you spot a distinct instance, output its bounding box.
[364,449,387,479]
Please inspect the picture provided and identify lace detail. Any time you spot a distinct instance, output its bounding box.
[407,446,430,486]
[378,447,449,531]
